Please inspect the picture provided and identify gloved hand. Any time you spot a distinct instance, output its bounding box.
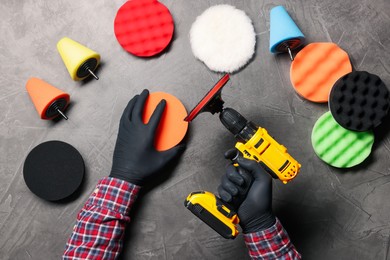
[110,89,185,186]
[218,150,276,233]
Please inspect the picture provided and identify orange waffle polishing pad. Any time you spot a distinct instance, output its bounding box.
[114,0,174,57]
[290,42,352,103]
[143,92,188,151]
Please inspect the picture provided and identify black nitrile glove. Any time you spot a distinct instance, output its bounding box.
[110,89,185,186]
[218,150,276,233]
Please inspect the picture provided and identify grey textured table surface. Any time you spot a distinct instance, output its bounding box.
[1,0,390,259]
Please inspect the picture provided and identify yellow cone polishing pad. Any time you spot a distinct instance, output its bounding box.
[311,112,374,168]
[57,37,100,81]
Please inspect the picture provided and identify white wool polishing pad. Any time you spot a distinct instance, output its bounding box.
[190,5,256,73]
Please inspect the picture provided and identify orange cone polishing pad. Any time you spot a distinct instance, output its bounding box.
[143,92,188,151]
[26,78,70,120]
[23,141,84,201]
[290,42,352,103]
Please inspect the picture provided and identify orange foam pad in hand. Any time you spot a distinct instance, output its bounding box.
[143,92,188,151]
[290,42,352,103]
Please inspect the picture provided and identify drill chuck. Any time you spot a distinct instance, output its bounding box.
[219,108,257,142]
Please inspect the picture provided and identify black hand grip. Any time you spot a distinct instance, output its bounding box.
[224,149,254,209]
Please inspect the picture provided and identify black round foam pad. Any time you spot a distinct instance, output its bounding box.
[329,71,389,131]
[23,141,84,201]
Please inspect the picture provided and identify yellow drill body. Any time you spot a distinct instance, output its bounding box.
[235,127,300,184]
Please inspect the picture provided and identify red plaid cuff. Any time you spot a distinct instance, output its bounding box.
[243,218,301,259]
[86,177,140,216]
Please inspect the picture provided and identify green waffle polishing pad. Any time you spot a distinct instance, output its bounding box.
[311,111,374,168]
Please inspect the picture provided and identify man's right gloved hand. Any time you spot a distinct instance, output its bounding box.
[218,151,276,233]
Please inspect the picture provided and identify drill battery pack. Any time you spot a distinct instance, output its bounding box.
[185,191,239,239]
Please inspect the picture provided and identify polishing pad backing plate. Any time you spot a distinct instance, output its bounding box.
[185,74,230,122]
[23,141,84,201]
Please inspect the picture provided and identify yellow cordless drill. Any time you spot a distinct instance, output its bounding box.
[184,74,301,239]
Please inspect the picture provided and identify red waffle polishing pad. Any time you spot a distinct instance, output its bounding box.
[143,92,188,151]
[114,0,174,57]
[290,42,352,103]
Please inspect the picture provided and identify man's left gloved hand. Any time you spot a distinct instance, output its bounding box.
[218,150,275,233]
[110,89,185,186]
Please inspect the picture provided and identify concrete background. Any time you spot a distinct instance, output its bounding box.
[1,0,389,259]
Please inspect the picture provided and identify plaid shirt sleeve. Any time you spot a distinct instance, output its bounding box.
[63,177,140,260]
[243,218,301,260]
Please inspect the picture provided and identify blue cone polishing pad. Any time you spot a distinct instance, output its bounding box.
[23,141,84,201]
[329,71,389,131]
[269,5,305,54]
